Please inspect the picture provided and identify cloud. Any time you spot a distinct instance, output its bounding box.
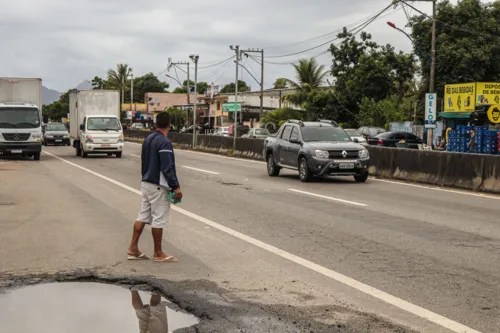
[0,0,440,92]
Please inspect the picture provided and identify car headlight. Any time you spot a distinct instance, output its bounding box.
[315,150,329,158]
[118,134,124,143]
[85,135,93,143]
[358,149,369,159]
[63,135,69,138]
[32,133,42,140]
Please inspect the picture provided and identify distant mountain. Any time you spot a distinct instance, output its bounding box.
[42,86,61,106]
[76,80,92,91]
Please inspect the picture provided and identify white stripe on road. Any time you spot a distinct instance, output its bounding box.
[371,178,500,201]
[289,189,368,207]
[182,166,220,175]
[43,151,481,333]
[130,154,141,158]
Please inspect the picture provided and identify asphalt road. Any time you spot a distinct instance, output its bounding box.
[1,142,499,333]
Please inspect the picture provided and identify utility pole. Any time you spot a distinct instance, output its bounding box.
[230,45,240,151]
[240,48,265,123]
[412,0,437,145]
[190,55,199,148]
[129,70,134,111]
[167,61,191,104]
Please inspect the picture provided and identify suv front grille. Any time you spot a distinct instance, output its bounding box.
[2,133,31,141]
[328,150,359,159]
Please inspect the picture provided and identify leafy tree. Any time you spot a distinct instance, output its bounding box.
[170,80,209,94]
[302,90,356,125]
[59,89,77,104]
[273,78,288,89]
[357,96,413,128]
[42,101,69,122]
[329,29,417,122]
[107,63,131,103]
[130,73,169,102]
[409,0,500,97]
[220,80,250,93]
[166,107,187,128]
[172,87,186,94]
[283,58,329,106]
[91,76,108,90]
[261,108,305,129]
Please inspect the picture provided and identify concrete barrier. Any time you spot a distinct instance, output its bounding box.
[367,146,500,194]
[125,131,500,194]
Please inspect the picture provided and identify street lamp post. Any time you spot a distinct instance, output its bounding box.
[189,55,199,148]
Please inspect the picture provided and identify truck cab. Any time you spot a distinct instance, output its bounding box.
[74,115,124,158]
[0,102,43,160]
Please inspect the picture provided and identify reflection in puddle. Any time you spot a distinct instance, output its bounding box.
[0,282,199,333]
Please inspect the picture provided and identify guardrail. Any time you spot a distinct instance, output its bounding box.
[125,130,500,194]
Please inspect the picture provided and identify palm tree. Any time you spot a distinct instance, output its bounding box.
[283,58,329,106]
[107,64,131,102]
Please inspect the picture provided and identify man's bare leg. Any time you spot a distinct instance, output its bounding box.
[131,290,144,310]
[152,228,177,261]
[128,221,149,258]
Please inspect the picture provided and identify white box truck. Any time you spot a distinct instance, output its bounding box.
[0,77,43,160]
[70,90,124,158]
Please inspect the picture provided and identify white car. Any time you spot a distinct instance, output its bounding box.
[213,127,229,136]
[344,129,367,145]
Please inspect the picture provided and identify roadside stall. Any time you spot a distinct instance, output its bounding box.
[440,82,500,154]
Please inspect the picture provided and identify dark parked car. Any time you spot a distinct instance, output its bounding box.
[374,132,424,149]
[263,120,370,182]
[358,126,386,145]
[42,123,71,146]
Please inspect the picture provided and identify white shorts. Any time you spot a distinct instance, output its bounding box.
[137,182,171,228]
[136,304,169,333]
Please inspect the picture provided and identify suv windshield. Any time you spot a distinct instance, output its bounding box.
[0,107,40,128]
[87,117,121,131]
[301,126,351,142]
[46,124,67,131]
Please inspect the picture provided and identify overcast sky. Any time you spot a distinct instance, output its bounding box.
[0,0,459,92]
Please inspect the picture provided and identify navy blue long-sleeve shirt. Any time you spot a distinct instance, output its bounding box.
[141,131,180,190]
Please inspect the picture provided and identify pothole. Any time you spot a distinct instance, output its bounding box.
[0,282,199,332]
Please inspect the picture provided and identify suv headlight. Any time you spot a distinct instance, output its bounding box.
[315,150,329,158]
[358,149,369,159]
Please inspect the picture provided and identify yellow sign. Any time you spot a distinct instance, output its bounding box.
[444,83,475,112]
[475,82,500,106]
[487,105,500,124]
[122,103,147,112]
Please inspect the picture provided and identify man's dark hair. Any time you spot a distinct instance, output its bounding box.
[156,112,171,129]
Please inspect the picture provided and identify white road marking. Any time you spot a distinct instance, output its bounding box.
[182,166,220,175]
[289,189,368,207]
[127,143,499,201]
[43,151,481,333]
[130,154,141,158]
[371,178,500,201]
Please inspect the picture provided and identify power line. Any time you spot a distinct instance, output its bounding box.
[198,56,234,69]
[401,0,500,40]
[264,3,396,59]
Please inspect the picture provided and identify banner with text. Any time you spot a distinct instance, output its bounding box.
[475,82,500,106]
[444,83,475,112]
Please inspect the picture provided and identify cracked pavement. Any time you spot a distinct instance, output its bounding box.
[1,143,499,332]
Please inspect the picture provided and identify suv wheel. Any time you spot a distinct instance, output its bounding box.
[354,172,369,183]
[298,157,312,182]
[267,153,280,177]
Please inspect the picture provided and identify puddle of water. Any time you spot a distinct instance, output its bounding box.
[0,282,199,333]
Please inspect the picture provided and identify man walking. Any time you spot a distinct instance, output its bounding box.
[128,112,182,262]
